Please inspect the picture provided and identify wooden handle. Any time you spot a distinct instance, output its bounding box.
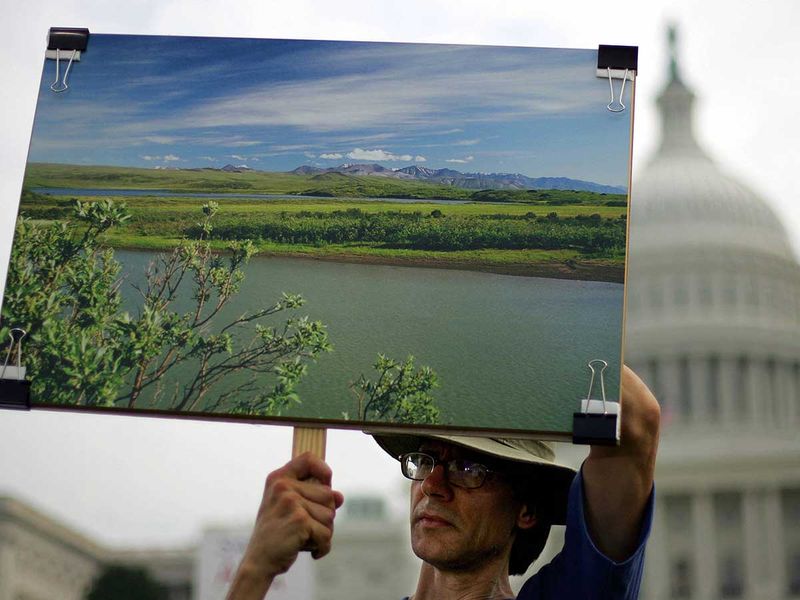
[292,427,328,555]
[292,426,327,459]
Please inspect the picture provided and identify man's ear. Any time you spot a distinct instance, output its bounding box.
[516,504,537,530]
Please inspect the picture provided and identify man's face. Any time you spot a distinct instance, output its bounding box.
[409,441,532,572]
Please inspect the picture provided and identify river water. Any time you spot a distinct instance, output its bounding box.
[115,250,623,435]
[31,187,470,205]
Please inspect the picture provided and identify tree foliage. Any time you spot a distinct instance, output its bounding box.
[4,199,442,423]
[85,564,168,600]
[1,200,330,415]
[351,354,440,424]
[188,209,626,254]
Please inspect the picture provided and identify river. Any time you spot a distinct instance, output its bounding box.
[115,249,623,435]
[31,187,470,205]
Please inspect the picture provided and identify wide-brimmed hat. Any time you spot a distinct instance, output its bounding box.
[371,433,577,525]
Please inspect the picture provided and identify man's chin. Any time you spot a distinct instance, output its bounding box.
[411,533,507,573]
[412,533,467,570]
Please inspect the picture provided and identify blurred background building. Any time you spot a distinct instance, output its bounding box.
[624,28,800,600]
[0,494,417,600]
[2,26,799,600]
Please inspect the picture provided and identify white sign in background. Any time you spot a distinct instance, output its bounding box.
[195,527,315,600]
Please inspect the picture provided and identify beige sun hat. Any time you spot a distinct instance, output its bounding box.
[371,433,577,525]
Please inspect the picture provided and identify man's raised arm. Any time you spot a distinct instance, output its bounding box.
[227,452,344,599]
[582,365,661,561]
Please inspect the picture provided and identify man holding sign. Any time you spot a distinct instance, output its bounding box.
[228,366,659,599]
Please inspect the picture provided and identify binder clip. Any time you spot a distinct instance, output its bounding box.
[0,328,31,410]
[46,27,90,93]
[596,45,638,113]
[572,359,620,446]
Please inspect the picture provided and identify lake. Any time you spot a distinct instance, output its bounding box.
[31,187,470,205]
[115,250,623,435]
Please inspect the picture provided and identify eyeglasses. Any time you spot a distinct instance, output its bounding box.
[400,452,499,489]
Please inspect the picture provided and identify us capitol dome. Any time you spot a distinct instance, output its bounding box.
[624,28,800,600]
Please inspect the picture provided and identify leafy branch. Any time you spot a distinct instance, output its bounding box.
[2,199,330,415]
[350,354,440,424]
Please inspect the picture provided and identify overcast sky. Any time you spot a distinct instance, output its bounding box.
[0,0,798,549]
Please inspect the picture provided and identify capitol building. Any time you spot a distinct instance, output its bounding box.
[1,31,799,600]
[623,35,800,600]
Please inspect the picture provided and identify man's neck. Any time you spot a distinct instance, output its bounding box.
[410,560,515,600]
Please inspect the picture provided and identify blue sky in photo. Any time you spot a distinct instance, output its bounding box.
[29,35,632,187]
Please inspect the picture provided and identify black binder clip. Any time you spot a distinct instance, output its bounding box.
[0,328,31,410]
[46,27,90,93]
[596,45,638,113]
[572,359,619,446]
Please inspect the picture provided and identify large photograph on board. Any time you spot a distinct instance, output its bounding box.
[1,34,633,436]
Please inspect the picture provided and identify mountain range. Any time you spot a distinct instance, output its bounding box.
[288,163,626,194]
[189,163,626,194]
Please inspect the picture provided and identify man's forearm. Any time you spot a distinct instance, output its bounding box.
[226,562,274,600]
[582,365,660,560]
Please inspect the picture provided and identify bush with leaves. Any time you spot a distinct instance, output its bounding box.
[350,354,440,424]
[85,564,168,600]
[1,199,330,416]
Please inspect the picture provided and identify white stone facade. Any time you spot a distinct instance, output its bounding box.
[0,497,102,600]
[0,496,194,600]
[625,31,800,600]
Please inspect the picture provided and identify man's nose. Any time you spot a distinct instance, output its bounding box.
[421,464,453,499]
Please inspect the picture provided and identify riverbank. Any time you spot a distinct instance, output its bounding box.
[20,189,627,283]
[106,235,624,283]
[262,250,624,283]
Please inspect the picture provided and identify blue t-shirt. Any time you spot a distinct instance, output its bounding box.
[516,468,653,599]
[403,468,654,600]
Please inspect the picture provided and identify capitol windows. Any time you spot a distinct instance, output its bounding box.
[734,357,749,419]
[669,558,693,599]
[765,358,778,425]
[664,495,694,599]
[713,492,744,599]
[677,357,692,419]
[781,488,800,596]
[794,363,800,424]
[718,555,743,599]
[706,356,720,418]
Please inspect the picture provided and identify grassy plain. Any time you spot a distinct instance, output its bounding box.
[19,163,629,282]
[23,162,627,204]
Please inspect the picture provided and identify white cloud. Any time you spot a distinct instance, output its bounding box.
[201,156,216,161]
[230,154,246,161]
[320,152,343,159]
[142,154,181,162]
[454,139,481,146]
[226,140,262,147]
[174,49,597,136]
[144,135,181,144]
[304,152,317,158]
[446,155,474,164]
[414,155,427,162]
[347,148,414,162]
